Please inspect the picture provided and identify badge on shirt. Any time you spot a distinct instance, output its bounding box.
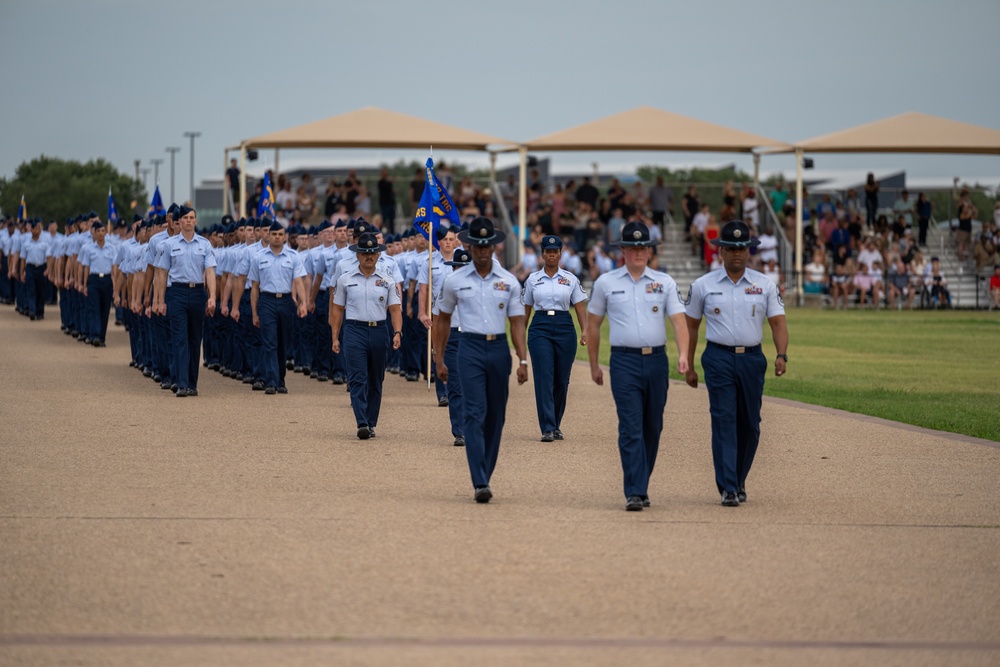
[652,305,659,313]
[498,302,505,310]
[777,293,784,307]
[745,285,763,295]
[682,287,690,305]
[557,276,571,286]
[375,278,389,288]
[493,281,510,292]
[645,282,663,294]
[714,307,721,314]
[379,295,384,302]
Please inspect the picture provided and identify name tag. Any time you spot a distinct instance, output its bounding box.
[170,247,183,256]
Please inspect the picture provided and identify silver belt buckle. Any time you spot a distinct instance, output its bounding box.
[546,310,555,316]
[98,273,106,278]
[457,327,462,333]
[275,293,283,299]
[735,346,746,354]
[641,347,652,355]
[188,283,196,288]
[368,321,377,327]
[486,334,497,341]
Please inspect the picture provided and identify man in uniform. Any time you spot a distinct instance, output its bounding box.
[78,220,118,346]
[685,220,788,506]
[587,220,690,512]
[434,217,529,504]
[437,247,472,446]
[18,219,51,321]
[153,205,217,397]
[330,231,403,439]
[249,222,309,395]
[418,225,460,406]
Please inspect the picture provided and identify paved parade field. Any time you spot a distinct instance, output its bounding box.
[1,309,998,666]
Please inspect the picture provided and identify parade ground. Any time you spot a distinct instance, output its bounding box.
[1,309,998,666]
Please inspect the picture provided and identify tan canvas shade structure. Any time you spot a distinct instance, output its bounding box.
[229,106,515,216]
[780,112,1000,303]
[512,106,789,253]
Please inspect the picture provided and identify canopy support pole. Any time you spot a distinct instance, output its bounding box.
[274,149,280,185]
[222,149,230,216]
[794,148,804,307]
[239,144,247,219]
[752,153,760,191]
[518,145,527,263]
[489,152,496,186]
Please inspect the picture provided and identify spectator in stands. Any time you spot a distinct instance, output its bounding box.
[575,176,599,210]
[893,189,914,229]
[607,178,626,211]
[990,264,1000,310]
[587,240,615,281]
[887,257,914,309]
[853,262,877,308]
[247,182,262,214]
[354,185,371,217]
[276,180,296,212]
[924,257,951,308]
[409,168,424,215]
[649,176,673,228]
[607,207,626,248]
[703,214,720,267]
[915,192,933,247]
[226,159,240,194]
[816,194,836,219]
[857,236,882,271]
[955,187,977,262]
[550,183,567,226]
[324,180,343,218]
[974,233,998,272]
[804,249,827,295]
[762,257,784,297]
[829,216,852,258]
[864,173,880,228]
[632,181,648,213]
[559,240,583,279]
[844,188,863,221]
[830,245,853,309]
[757,226,779,268]
[769,181,788,214]
[643,214,663,246]
[847,211,864,250]
[742,188,759,230]
[296,185,317,224]
[512,241,539,283]
[377,169,395,233]
[682,185,699,231]
[818,211,838,247]
[301,173,317,199]
[719,199,737,223]
[691,203,710,259]
[891,214,909,240]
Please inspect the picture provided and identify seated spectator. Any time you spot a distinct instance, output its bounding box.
[893,189,915,228]
[831,252,856,309]
[643,214,663,245]
[816,194,837,219]
[853,263,877,308]
[856,236,883,271]
[587,240,615,281]
[990,264,1000,310]
[924,257,952,308]
[354,185,371,217]
[847,211,864,250]
[703,215,720,267]
[691,204,710,258]
[870,260,885,308]
[886,257,914,309]
[818,211,838,247]
[828,217,852,258]
[762,258,784,297]
[804,249,827,294]
[276,180,296,212]
[607,208,626,247]
[974,233,998,272]
[742,189,759,230]
[891,214,909,241]
[909,249,927,290]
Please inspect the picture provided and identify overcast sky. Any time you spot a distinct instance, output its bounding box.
[2,0,998,200]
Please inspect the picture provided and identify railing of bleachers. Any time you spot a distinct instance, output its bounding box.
[755,184,795,298]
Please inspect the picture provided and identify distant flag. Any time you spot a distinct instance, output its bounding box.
[149,185,166,216]
[412,157,460,249]
[16,194,26,221]
[257,171,275,218]
[107,187,119,223]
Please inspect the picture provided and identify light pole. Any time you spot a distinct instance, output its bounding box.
[139,168,151,191]
[166,147,181,203]
[134,159,140,182]
[151,158,164,190]
[184,131,201,205]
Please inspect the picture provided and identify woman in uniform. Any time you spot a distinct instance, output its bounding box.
[522,235,589,442]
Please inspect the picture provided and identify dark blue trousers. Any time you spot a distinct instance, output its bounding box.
[296,308,313,370]
[85,275,113,342]
[165,285,206,390]
[702,344,767,494]
[458,335,511,488]
[0,255,8,302]
[240,293,261,380]
[72,288,85,333]
[25,264,48,318]
[344,320,389,428]
[59,287,70,329]
[527,310,577,435]
[609,347,669,499]
[126,308,139,362]
[444,328,464,437]
[258,292,295,389]
[313,291,332,378]
[152,312,173,382]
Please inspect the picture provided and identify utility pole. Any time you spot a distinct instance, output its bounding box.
[183,131,201,205]
[151,158,164,189]
[139,168,151,191]
[134,159,140,182]
[165,147,181,203]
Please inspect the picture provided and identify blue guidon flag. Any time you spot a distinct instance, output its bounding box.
[412,157,460,250]
[149,185,166,217]
[257,171,276,219]
[16,194,26,221]
[107,187,118,223]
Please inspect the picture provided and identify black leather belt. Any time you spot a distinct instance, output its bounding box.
[611,345,665,356]
[708,341,761,354]
[348,319,384,327]
[261,292,290,298]
[464,333,505,341]
[173,283,204,289]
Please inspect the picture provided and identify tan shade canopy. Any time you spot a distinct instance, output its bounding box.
[788,112,1000,155]
[241,107,515,151]
[521,106,789,153]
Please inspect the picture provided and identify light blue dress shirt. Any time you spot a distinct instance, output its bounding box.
[588,266,685,348]
[154,233,217,284]
[18,236,51,265]
[248,246,307,293]
[437,264,525,335]
[523,268,587,311]
[685,268,784,347]
[78,241,118,275]
[333,266,402,321]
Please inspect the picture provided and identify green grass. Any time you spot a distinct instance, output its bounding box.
[559,309,1000,442]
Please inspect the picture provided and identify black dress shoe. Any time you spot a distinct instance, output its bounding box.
[176,388,190,398]
[626,496,644,511]
[357,426,371,440]
[553,429,564,440]
[114,320,123,326]
[405,372,419,382]
[209,363,220,371]
[222,369,233,378]
[474,486,492,503]
[721,491,739,507]
[252,381,265,391]
[98,341,106,347]
[368,428,376,438]
[153,374,162,382]
[737,487,747,504]
[242,376,254,384]
[29,314,36,321]
[264,386,277,395]
[188,389,198,397]
[234,373,243,382]
[300,366,311,375]
[171,384,179,393]
[293,365,303,373]
[310,371,319,379]
[438,396,449,407]
[276,386,287,394]
[317,374,329,382]
[642,496,650,508]
[540,432,555,443]
[143,369,153,378]
[285,360,295,371]
[160,381,171,390]
[453,435,466,447]
[332,375,346,385]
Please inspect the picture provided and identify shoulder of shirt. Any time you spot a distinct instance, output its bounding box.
[492,266,518,283]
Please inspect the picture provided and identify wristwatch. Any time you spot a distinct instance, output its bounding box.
[776,353,788,362]
[393,331,402,337]
[519,359,528,366]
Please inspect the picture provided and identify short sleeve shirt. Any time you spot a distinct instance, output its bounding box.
[522,268,587,311]
[588,266,684,348]
[685,268,784,347]
[437,264,525,335]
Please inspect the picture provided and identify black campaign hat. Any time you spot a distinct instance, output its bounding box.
[353,219,375,237]
[711,220,760,248]
[348,232,386,254]
[457,216,505,246]
[618,221,658,247]
[445,248,472,266]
